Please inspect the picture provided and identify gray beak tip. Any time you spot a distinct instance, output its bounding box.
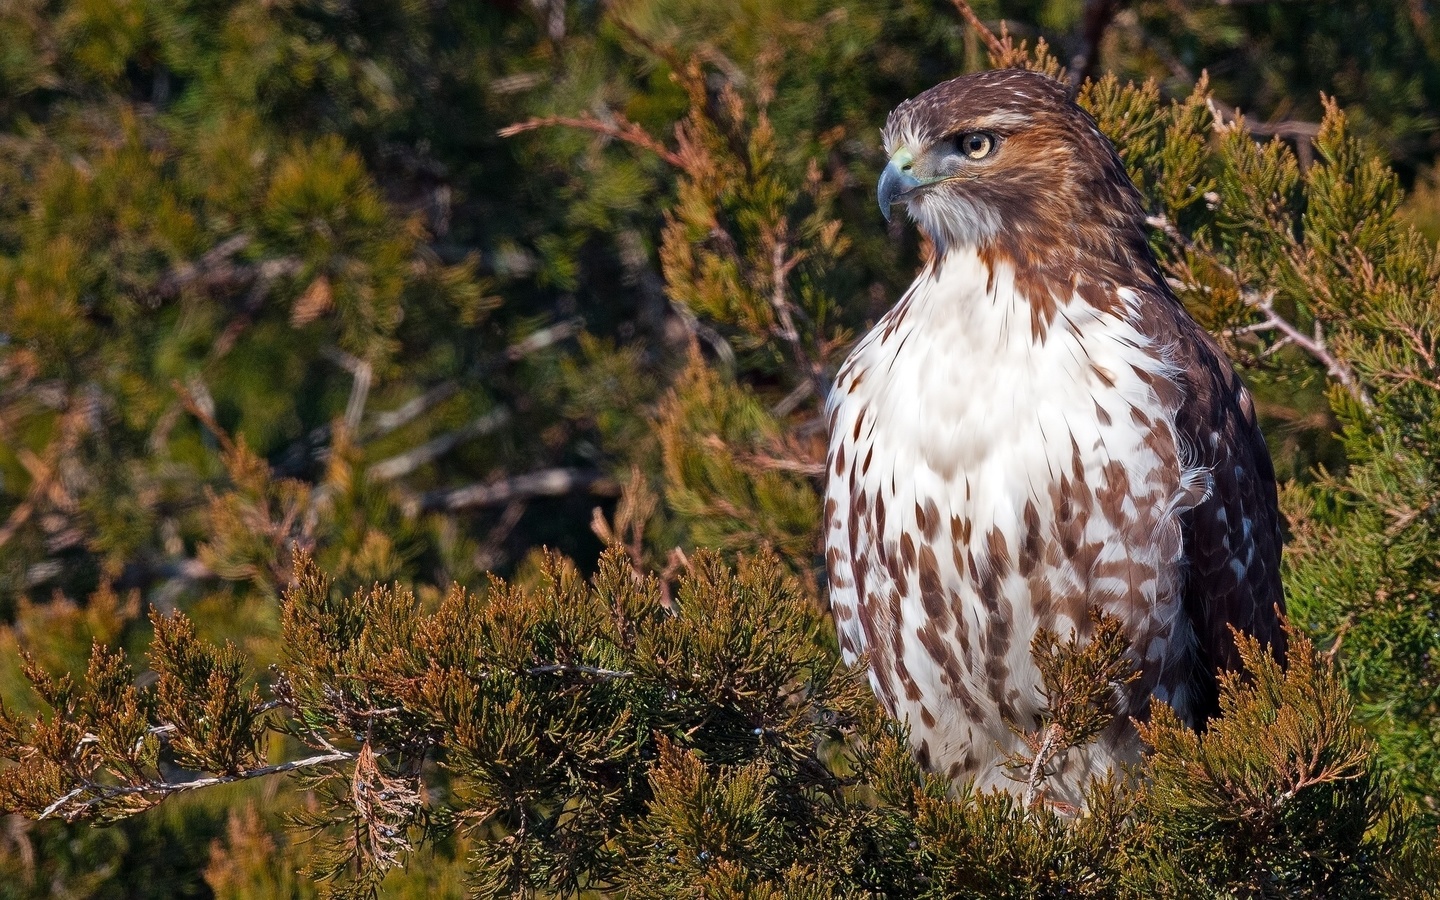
[877,159,921,226]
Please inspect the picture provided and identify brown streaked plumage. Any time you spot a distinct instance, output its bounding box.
[826,69,1284,804]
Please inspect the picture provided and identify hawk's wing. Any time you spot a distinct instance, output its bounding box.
[1156,298,1287,720]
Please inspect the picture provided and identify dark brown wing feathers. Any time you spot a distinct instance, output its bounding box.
[1155,299,1287,719]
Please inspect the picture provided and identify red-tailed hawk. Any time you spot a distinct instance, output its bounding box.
[824,69,1285,804]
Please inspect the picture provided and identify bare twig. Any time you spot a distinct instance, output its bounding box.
[40,750,358,821]
[1207,98,1320,168]
[499,113,684,168]
[1324,615,1355,665]
[173,379,237,456]
[608,15,704,97]
[1116,17,1320,160]
[1023,723,1065,809]
[672,304,738,374]
[418,468,619,513]
[474,499,527,571]
[525,664,634,678]
[744,452,825,477]
[274,318,579,477]
[37,788,88,821]
[150,235,303,359]
[701,435,826,478]
[768,240,829,402]
[115,556,214,612]
[150,234,254,298]
[324,350,373,434]
[1070,0,1124,87]
[770,380,815,418]
[505,317,584,362]
[0,399,89,551]
[368,382,460,439]
[368,409,512,482]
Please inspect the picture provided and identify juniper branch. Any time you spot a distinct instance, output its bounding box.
[1145,214,1372,408]
[39,750,360,822]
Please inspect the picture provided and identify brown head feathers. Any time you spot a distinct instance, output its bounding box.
[881,69,1161,340]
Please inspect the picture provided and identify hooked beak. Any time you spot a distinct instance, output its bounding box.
[878,149,923,223]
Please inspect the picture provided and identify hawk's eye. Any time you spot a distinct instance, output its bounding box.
[958,132,995,160]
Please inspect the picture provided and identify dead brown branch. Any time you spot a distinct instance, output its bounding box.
[0,399,90,551]
[499,113,685,168]
[947,0,1006,59]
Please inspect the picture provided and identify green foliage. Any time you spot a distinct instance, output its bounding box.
[1140,633,1416,896]
[1002,610,1140,808]
[0,0,1438,893]
[3,551,1435,897]
[658,353,822,578]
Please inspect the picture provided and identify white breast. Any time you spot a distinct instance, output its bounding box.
[824,248,1201,801]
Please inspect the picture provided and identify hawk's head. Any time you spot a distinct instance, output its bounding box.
[879,69,1143,256]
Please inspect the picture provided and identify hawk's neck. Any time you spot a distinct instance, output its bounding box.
[847,244,1147,361]
[828,244,1184,487]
